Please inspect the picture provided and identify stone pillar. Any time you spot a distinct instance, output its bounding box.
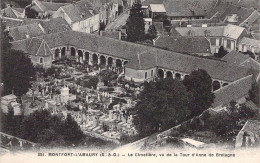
[163,70,167,79]
[97,55,101,65]
[83,50,86,61]
[89,53,93,65]
[58,48,62,58]
[105,56,108,66]
[75,49,78,59]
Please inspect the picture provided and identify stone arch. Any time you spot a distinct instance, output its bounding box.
[71,47,76,57]
[61,47,66,57]
[213,80,221,91]
[222,82,229,87]
[78,50,83,61]
[157,69,164,78]
[124,61,128,65]
[100,55,106,65]
[108,57,113,65]
[85,51,89,62]
[116,59,122,67]
[184,75,189,80]
[166,71,173,79]
[93,53,98,64]
[54,48,60,59]
[175,73,181,80]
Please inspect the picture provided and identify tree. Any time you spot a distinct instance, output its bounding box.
[249,82,260,107]
[133,78,190,136]
[183,69,215,116]
[1,21,35,97]
[125,1,145,42]
[63,114,84,145]
[147,25,157,40]
[99,22,106,31]
[215,46,228,58]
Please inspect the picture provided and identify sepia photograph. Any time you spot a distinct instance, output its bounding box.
[0,0,259,162]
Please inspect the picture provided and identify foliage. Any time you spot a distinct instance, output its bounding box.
[126,1,145,42]
[1,110,85,147]
[99,22,106,31]
[249,82,260,107]
[133,78,190,136]
[242,50,255,59]
[183,69,215,117]
[214,46,228,58]
[100,70,118,86]
[1,20,35,97]
[147,25,157,40]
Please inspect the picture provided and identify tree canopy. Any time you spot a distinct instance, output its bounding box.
[183,69,215,116]
[147,25,157,40]
[126,1,145,42]
[1,21,35,96]
[133,78,190,136]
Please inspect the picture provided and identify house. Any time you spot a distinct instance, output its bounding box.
[52,0,100,33]
[11,37,53,68]
[235,120,260,148]
[101,0,119,24]
[175,24,248,53]
[153,36,211,56]
[26,0,69,19]
[8,18,71,41]
[142,0,217,20]
[222,51,260,69]
[238,37,260,60]
[206,2,260,27]
[211,75,254,112]
[1,5,25,19]
[10,30,260,85]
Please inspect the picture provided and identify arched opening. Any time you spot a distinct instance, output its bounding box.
[116,59,122,67]
[175,73,181,80]
[93,53,98,64]
[166,71,173,79]
[184,75,189,80]
[78,50,83,62]
[222,83,229,87]
[213,81,221,91]
[157,69,164,79]
[85,52,89,62]
[61,47,66,57]
[71,47,76,57]
[124,61,128,65]
[108,57,113,65]
[54,49,60,59]
[100,55,106,66]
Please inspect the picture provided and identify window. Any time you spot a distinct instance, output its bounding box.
[145,72,147,79]
[40,57,43,63]
[151,70,153,76]
[223,39,227,48]
[216,38,220,46]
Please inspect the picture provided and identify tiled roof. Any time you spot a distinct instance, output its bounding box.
[237,0,260,9]
[1,7,17,18]
[222,51,250,65]
[252,32,260,40]
[100,30,121,40]
[239,120,260,136]
[9,18,71,41]
[11,30,259,82]
[21,19,41,26]
[244,100,260,112]
[41,1,69,11]
[154,36,211,54]
[61,0,98,23]
[12,37,53,57]
[163,0,218,17]
[9,23,45,41]
[239,37,260,47]
[1,17,23,27]
[175,24,245,39]
[149,4,166,12]
[39,18,71,34]
[142,0,164,6]
[212,75,253,108]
